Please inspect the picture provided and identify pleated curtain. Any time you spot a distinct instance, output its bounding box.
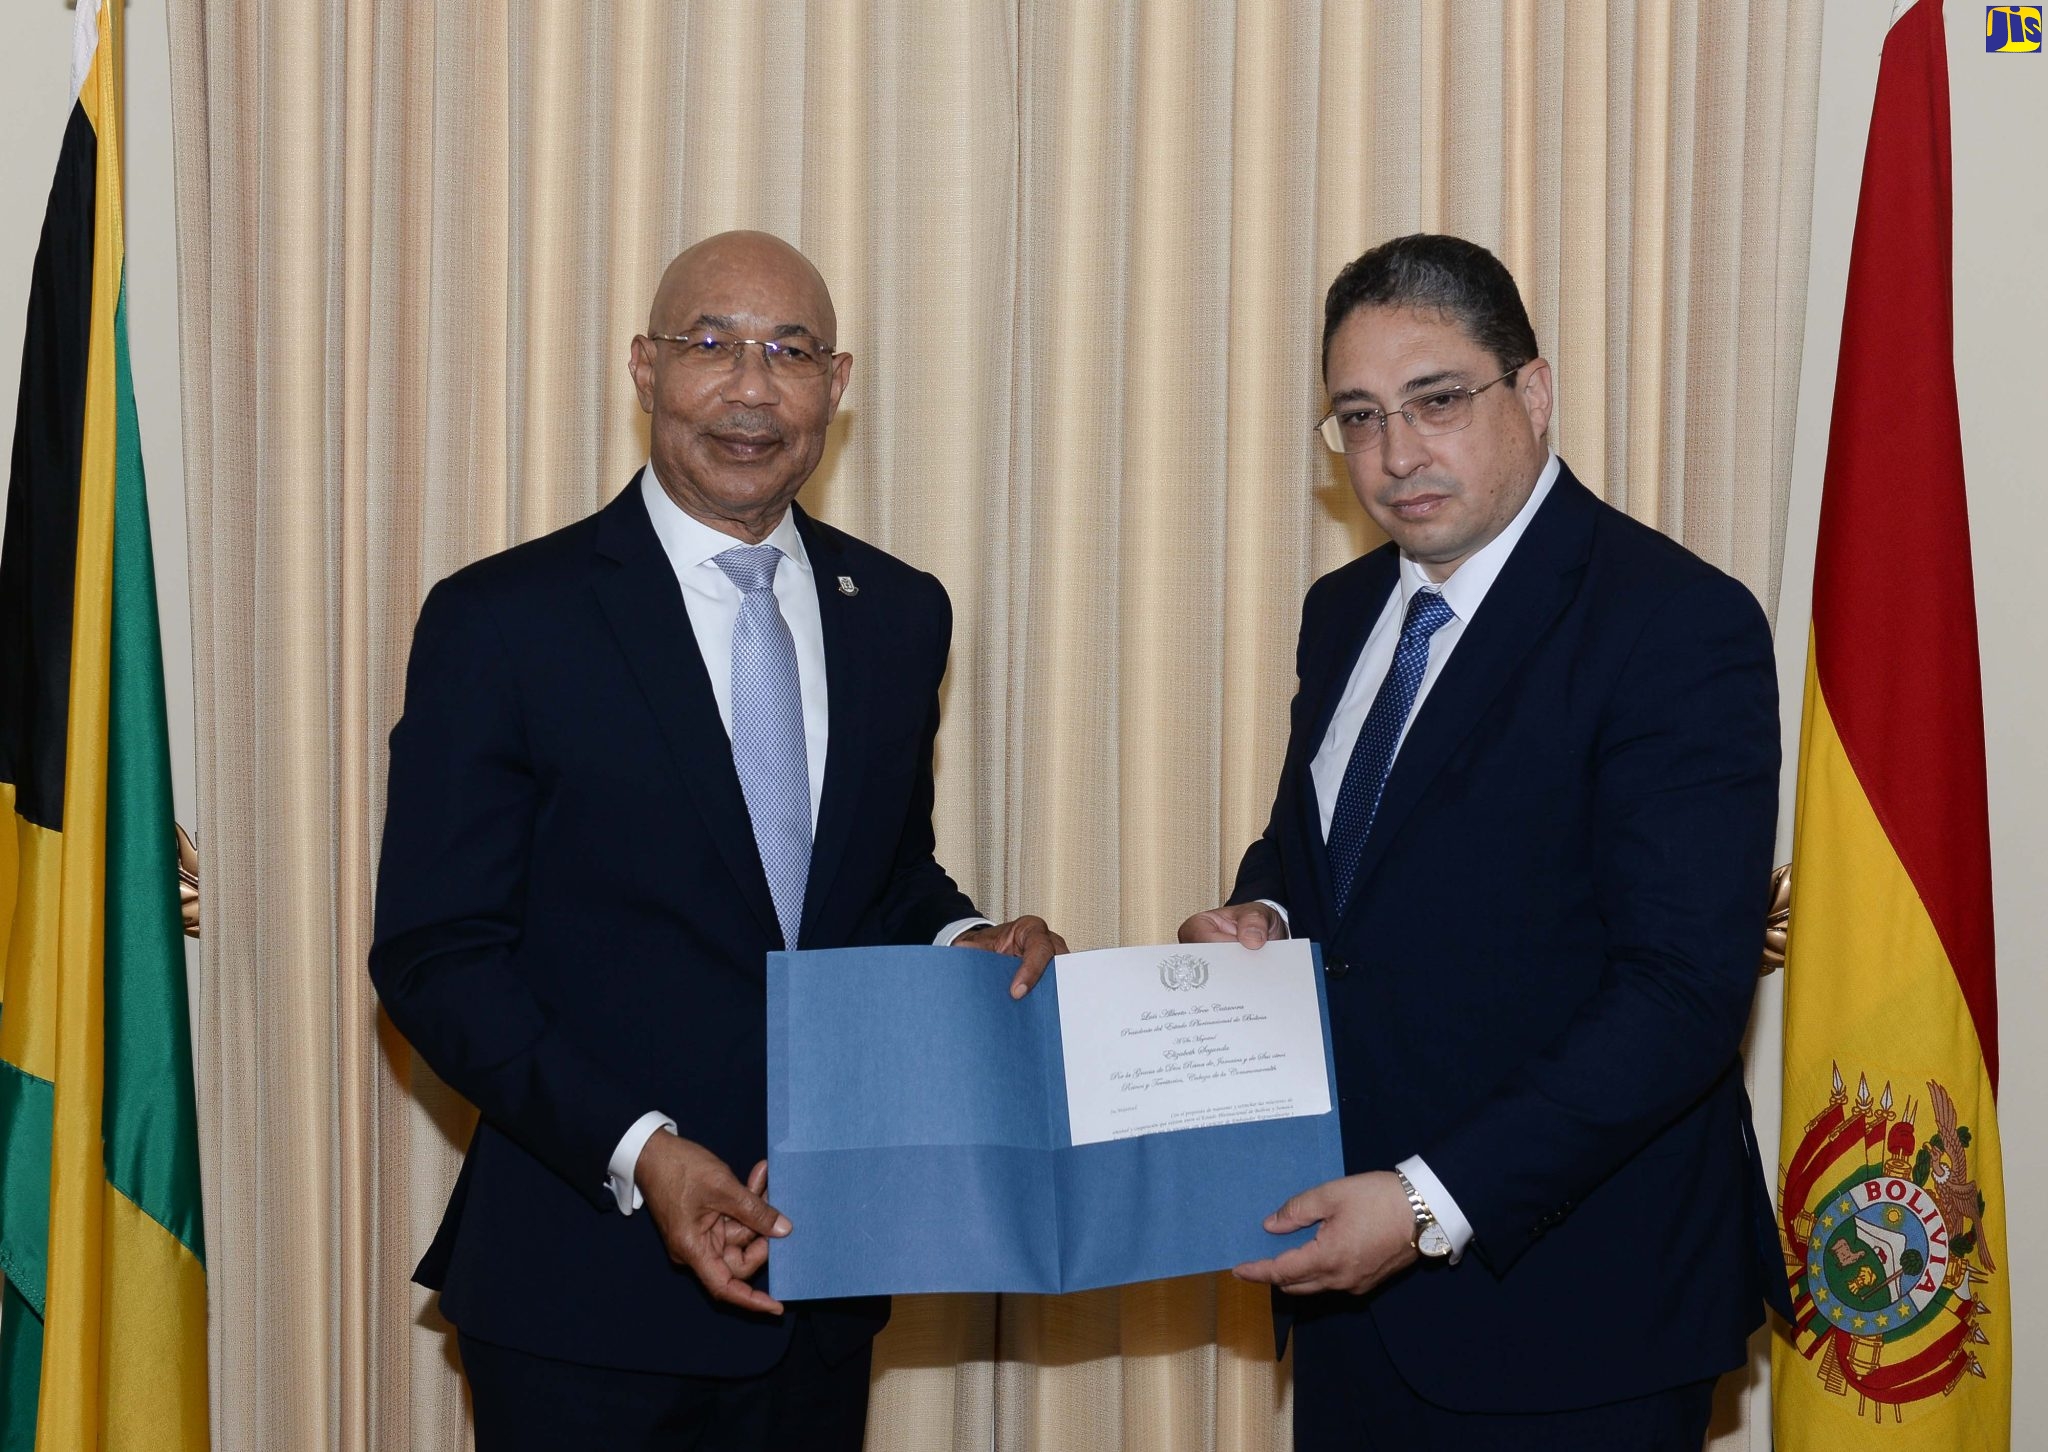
[164,4,1821,1449]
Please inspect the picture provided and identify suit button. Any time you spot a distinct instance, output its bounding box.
[1324,956,1350,978]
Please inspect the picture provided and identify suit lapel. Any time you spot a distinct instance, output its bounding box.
[588,482,782,946]
[1298,549,1399,923]
[794,507,872,947]
[1334,473,1597,929]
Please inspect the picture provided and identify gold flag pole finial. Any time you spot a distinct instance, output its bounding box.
[176,823,199,938]
[1759,863,1791,975]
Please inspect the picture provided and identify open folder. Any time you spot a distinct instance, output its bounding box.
[765,939,1344,1300]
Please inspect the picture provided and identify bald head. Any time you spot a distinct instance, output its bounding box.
[648,230,838,346]
[629,231,853,543]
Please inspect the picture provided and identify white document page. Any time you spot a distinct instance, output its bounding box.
[1054,940,1332,1148]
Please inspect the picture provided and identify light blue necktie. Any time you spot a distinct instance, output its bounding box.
[1326,589,1455,914]
[714,545,811,949]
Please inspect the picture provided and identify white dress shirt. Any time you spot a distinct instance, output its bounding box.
[607,466,988,1213]
[640,467,831,821]
[1277,452,1561,1262]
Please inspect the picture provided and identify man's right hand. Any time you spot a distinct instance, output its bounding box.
[1177,901,1287,949]
[635,1130,789,1315]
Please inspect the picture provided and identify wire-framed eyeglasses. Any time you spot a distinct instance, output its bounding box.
[646,328,840,377]
[1315,364,1526,454]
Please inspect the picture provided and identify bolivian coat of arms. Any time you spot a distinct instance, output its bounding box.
[1156,953,1209,992]
[1779,1064,1997,1423]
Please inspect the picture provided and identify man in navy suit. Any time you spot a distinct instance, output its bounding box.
[371,231,1063,1450]
[1181,234,1787,1450]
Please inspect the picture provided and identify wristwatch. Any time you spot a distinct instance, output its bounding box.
[1395,1169,1453,1259]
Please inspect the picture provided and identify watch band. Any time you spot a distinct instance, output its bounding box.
[1395,1167,1455,1259]
[1394,1168,1434,1242]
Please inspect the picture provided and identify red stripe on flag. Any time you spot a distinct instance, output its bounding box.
[1809,0,1997,1084]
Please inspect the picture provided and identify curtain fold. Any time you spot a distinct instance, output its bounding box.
[166,4,1821,1448]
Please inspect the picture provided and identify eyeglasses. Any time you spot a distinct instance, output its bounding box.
[646,328,839,377]
[1314,365,1526,454]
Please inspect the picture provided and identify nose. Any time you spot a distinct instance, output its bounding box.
[720,344,783,404]
[1376,410,1430,478]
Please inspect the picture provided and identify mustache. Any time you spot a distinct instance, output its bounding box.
[707,411,784,440]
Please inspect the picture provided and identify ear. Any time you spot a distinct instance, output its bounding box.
[628,335,658,415]
[825,348,854,417]
[1517,358,1554,440]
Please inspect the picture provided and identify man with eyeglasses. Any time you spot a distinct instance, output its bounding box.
[1181,234,1788,1450]
[372,231,1064,1450]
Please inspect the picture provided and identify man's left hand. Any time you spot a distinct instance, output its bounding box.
[1233,1170,1420,1296]
[955,916,1069,999]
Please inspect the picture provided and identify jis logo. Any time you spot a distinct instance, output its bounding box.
[1986,6,2042,51]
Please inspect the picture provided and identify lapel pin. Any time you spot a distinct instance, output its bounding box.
[837,576,859,597]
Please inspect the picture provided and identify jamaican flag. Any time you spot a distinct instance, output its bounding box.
[0,1,209,1447]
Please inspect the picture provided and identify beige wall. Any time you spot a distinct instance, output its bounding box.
[1759,0,2047,1439]
[0,0,2036,1438]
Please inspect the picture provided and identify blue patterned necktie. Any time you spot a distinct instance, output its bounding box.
[1326,589,1456,913]
[714,544,811,950]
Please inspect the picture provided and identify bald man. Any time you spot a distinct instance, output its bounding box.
[371,233,1064,1450]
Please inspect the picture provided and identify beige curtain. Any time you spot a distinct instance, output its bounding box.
[165,3,1820,1449]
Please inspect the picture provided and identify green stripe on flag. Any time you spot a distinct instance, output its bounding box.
[100,280,204,1263]
[0,1054,53,1315]
[0,1278,44,1452]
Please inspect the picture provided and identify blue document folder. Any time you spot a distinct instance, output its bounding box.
[765,944,1344,1299]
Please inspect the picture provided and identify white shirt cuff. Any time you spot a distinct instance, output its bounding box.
[1257,899,1290,929]
[937,916,994,946]
[1397,1154,1473,1264]
[607,1111,677,1214]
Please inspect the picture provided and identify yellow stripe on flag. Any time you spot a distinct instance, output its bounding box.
[37,3,123,1443]
[0,809,66,1085]
[101,1188,210,1451]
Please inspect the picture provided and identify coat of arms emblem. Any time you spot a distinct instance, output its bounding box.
[1779,1065,1997,1422]
[1156,953,1209,992]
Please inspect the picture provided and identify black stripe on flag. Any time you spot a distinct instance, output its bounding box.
[0,100,97,832]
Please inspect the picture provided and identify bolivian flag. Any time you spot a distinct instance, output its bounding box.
[0,1,210,1447]
[1774,2,2008,1448]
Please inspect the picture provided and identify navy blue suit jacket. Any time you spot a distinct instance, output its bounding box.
[1231,465,1789,1413]
[370,483,977,1377]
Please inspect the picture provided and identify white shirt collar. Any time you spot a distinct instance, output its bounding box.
[638,462,812,575]
[1397,450,1561,620]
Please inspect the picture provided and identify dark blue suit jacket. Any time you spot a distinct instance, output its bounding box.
[369,483,977,1377]
[1231,465,1789,1413]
